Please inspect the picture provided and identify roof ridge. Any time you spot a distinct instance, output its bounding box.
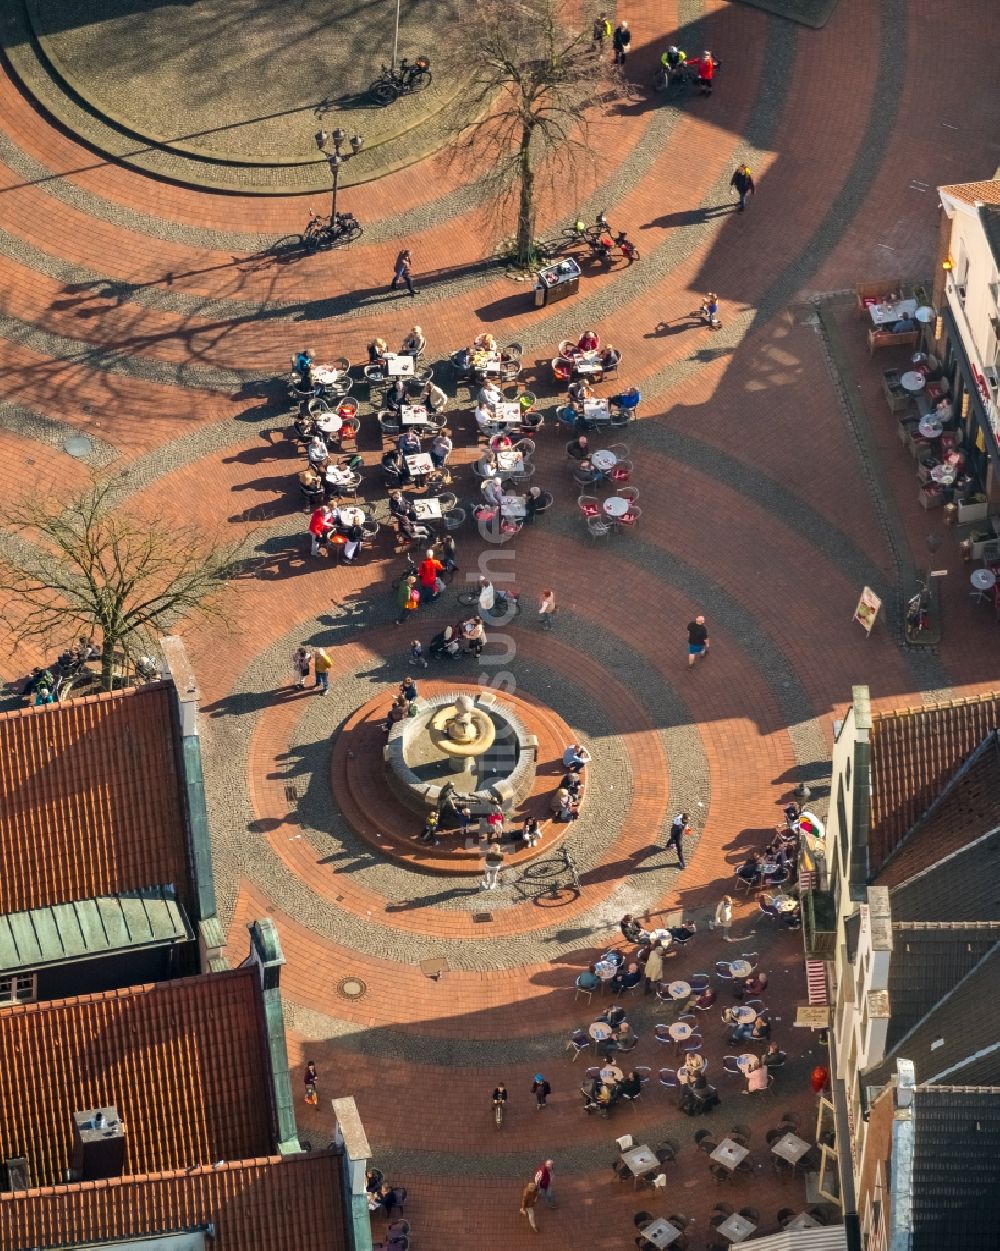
[0,965,257,1017]
[891,920,1000,932]
[889,821,1000,895]
[0,679,173,723]
[871,690,1000,724]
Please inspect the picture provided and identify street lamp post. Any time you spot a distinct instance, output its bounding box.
[392,0,401,69]
[314,128,364,235]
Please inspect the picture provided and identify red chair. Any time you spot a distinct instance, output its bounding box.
[577,495,600,518]
[552,357,573,382]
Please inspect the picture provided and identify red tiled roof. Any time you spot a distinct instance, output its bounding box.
[876,736,1000,888]
[0,968,274,1188]
[0,1153,347,1251]
[868,693,1000,874]
[939,178,1000,206]
[0,683,192,915]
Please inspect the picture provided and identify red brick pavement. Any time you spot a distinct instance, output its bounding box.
[3,0,1000,1245]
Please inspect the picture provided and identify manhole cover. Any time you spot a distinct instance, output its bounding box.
[64,434,93,459]
[337,977,367,999]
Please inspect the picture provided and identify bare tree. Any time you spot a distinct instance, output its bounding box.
[0,476,252,691]
[450,0,598,267]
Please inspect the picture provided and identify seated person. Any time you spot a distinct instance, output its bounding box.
[683,1051,705,1076]
[730,1014,770,1044]
[525,486,547,522]
[611,961,642,994]
[430,430,453,467]
[522,816,541,846]
[738,853,762,885]
[782,801,801,824]
[934,397,954,422]
[577,963,601,992]
[294,348,314,386]
[401,325,426,357]
[397,428,422,457]
[746,1063,769,1093]
[620,914,643,944]
[382,449,410,485]
[307,434,329,465]
[601,343,621,370]
[399,514,430,543]
[560,771,583,798]
[551,787,579,822]
[368,338,388,366]
[609,386,641,414]
[762,1042,786,1069]
[387,490,414,522]
[569,381,595,410]
[475,402,495,434]
[429,625,461,659]
[599,1004,627,1029]
[891,314,917,333]
[415,811,440,846]
[453,345,472,373]
[669,921,696,942]
[479,381,503,410]
[299,465,324,501]
[573,457,604,486]
[567,434,590,460]
[474,332,497,352]
[385,379,407,413]
[365,1168,385,1195]
[694,986,717,1011]
[490,432,513,452]
[743,971,768,997]
[612,1021,638,1052]
[619,1070,642,1100]
[577,329,600,353]
[563,743,592,772]
[482,476,504,508]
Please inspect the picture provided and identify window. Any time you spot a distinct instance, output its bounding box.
[837,775,849,869]
[0,974,37,1005]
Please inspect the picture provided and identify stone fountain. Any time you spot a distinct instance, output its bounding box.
[384,689,538,817]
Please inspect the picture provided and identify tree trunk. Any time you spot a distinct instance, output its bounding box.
[100,645,115,692]
[515,124,536,267]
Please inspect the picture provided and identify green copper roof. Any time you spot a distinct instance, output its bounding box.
[0,886,192,974]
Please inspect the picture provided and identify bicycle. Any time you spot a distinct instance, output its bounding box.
[302,208,364,252]
[493,1097,505,1128]
[369,56,432,105]
[905,578,932,637]
[456,587,522,619]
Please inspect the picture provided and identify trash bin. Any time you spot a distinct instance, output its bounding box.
[532,258,582,308]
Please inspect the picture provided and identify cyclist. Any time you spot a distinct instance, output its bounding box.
[492,1083,508,1122]
[661,44,687,83]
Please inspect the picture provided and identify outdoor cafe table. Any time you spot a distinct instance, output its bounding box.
[736,1054,758,1075]
[575,351,604,377]
[496,450,525,474]
[493,402,522,425]
[595,959,617,985]
[786,1212,821,1231]
[665,980,690,999]
[918,416,943,438]
[589,1021,613,1041]
[311,364,345,385]
[868,297,917,327]
[620,1143,658,1182]
[716,1211,756,1243]
[401,404,429,425]
[315,412,343,435]
[501,494,527,519]
[385,354,415,377]
[728,960,752,978]
[413,498,442,520]
[336,506,366,527]
[640,1217,683,1249]
[711,1138,750,1171]
[931,464,957,485]
[667,1021,692,1043]
[584,397,611,424]
[604,496,630,519]
[473,351,502,375]
[771,1132,811,1166]
[733,1005,757,1024]
[600,1064,624,1083]
[405,453,433,476]
[592,449,617,472]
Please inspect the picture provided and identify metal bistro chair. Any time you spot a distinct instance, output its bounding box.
[588,516,613,539]
[566,1028,591,1058]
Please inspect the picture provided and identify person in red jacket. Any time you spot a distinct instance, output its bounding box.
[695,50,718,95]
[416,548,444,602]
[309,504,335,556]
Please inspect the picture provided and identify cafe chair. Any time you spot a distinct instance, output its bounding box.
[498,519,523,541]
[619,505,642,528]
[585,1065,603,1080]
[558,339,579,359]
[616,485,639,504]
[722,1056,743,1076]
[777,1208,795,1228]
[611,459,634,483]
[656,1139,680,1163]
[566,1029,591,1058]
[658,1067,679,1091]
[387,1187,407,1216]
[443,507,466,532]
[633,1066,652,1090]
[574,977,594,1004]
[715,962,734,980]
[551,357,574,383]
[577,494,600,518]
[633,1210,653,1228]
[694,1130,717,1154]
[739,1207,760,1225]
[616,1134,634,1151]
[515,438,536,457]
[437,492,458,513]
[654,1024,673,1047]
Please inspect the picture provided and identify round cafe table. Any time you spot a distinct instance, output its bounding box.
[667,980,691,1000]
[595,960,617,984]
[777,897,799,913]
[971,568,997,593]
[603,496,630,518]
[600,1064,624,1083]
[901,370,926,393]
[733,1005,757,1024]
[736,1053,759,1074]
[729,960,752,979]
[337,506,366,527]
[668,1021,692,1042]
[918,417,943,439]
[316,413,343,435]
[592,449,617,473]
[589,1021,613,1041]
[930,464,956,485]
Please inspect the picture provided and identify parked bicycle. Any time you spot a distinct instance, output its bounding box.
[456,586,522,619]
[369,56,432,105]
[905,577,932,638]
[302,208,363,251]
[492,1084,507,1129]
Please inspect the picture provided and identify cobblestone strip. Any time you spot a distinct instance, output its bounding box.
[0,401,117,465]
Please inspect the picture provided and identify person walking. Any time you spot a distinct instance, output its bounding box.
[531,1073,551,1110]
[395,574,420,626]
[643,938,665,993]
[695,49,718,95]
[538,588,557,630]
[687,614,709,665]
[308,503,335,557]
[292,646,312,689]
[313,647,333,695]
[714,893,734,941]
[520,1180,541,1232]
[667,811,690,869]
[612,19,631,65]
[534,1159,556,1207]
[483,845,504,890]
[390,248,416,297]
[592,11,612,56]
[730,163,755,212]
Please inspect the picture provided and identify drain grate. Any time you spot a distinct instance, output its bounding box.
[337,977,367,1000]
[473,912,494,923]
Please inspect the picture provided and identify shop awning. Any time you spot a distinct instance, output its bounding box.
[0,886,192,974]
[740,1227,847,1250]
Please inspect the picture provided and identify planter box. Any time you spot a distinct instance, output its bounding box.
[957,499,989,523]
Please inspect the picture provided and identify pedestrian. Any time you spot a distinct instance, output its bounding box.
[417,548,445,603]
[440,534,458,574]
[643,938,665,993]
[409,639,428,669]
[308,503,335,557]
[730,162,755,212]
[714,893,734,941]
[390,248,416,297]
[313,647,333,695]
[458,806,474,836]
[534,1159,556,1207]
[413,810,440,846]
[612,19,631,64]
[531,1073,551,1110]
[695,49,718,95]
[687,614,710,665]
[592,11,612,56]
[538,588,556,630]
[304,1060,318,1090]
[292,646,312,689]
[667,811,690,868]
[342,521,363,565]
[400,675,419,703]
[483,845,504,890]
[520,1180,541,1232]
[395,574,420,626]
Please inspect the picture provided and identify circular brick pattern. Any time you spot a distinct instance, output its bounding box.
[336,977,367,1000]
